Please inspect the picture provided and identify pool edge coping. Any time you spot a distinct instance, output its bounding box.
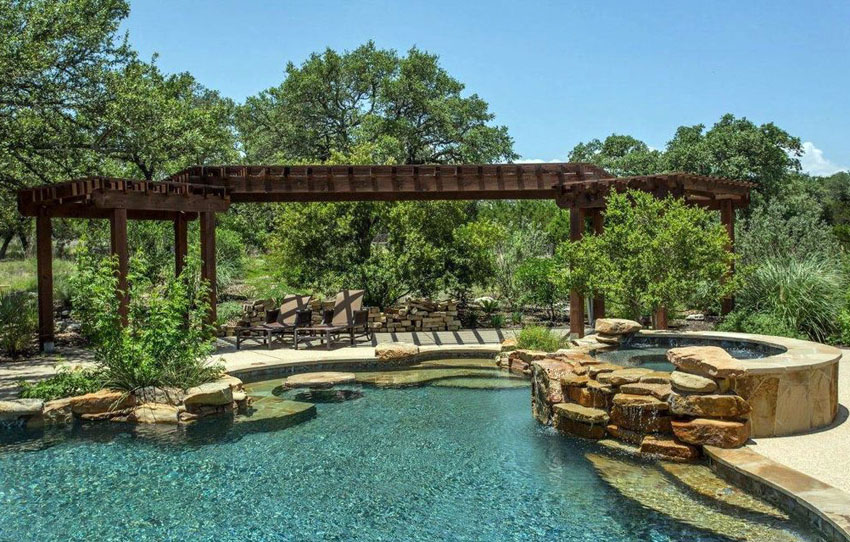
[706,445,850,542]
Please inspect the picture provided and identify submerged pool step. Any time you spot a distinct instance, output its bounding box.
[585,452,808,542]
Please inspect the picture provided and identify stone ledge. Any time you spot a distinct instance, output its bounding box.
[706,445,850,542]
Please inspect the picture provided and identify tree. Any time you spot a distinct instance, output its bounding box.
[557,190,734,320]
[237,41,516,164]
[93,59,238,180]
[568,134,662,176]
[514,257,564,321]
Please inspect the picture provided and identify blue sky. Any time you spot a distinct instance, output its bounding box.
[122,1,849,174]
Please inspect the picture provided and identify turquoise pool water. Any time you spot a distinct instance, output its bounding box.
[0,379,818,541]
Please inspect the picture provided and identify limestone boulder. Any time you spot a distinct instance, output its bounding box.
[605,424,644,445]
[667,346,745,378]
[611,394,671,433]
[283,372,356,389]
[375,342,420,362]
[500,337,518,352]
[122,403,180,424]
[553,403,609,439]
[595,333,622,345]
[43,398,73,425]
[595,318,642,335]
[567,386,608,408]
[554,402,610,425]
[619,382,673,401]
[639,435,700,461]
[670,371,718,394]
[597,368,652,387]
[531,359,575,424]
[671,418,750,448]
[513,350,549,364]
[588,363,622,378]
[69,389,134,414]
[183,381,234,406]
[134,386,185,406]
[0,399,43,420]
[668,392,751,419]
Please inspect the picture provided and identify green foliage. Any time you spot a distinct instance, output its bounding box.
[510,310,523,325]
[830,309,850,346]
[70,244,221,391]
[0,291,37,357]
[19,367,105,401]
[514,257,565,321]
[489,314,506,329]
[557,190,733,321]
[216,301,244,327]
[728,258,843,342]
[716,311,805,340]
[477,297,500,316]
[569,134,663,176]
[237,41,516,164]
[515,325,568,352]
[0,258,76,305]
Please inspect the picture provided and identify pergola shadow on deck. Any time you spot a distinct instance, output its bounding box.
[18,163,753,352]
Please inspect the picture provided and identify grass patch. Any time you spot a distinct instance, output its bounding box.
[0,258,76,303]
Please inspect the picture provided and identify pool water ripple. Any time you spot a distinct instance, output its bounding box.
[0,380,821,542]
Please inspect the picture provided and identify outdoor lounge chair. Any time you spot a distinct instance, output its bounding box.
[293,289,371,350]
[236,294,312,350]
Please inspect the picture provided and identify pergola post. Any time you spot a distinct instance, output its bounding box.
[174,213,188,276]
[720,200,735,315]
[569,207,585,338]
[589,208,605,322]
[200,211,217,323]
[654,307,669,330]
[36,213,54,353]
[110,208,129,325]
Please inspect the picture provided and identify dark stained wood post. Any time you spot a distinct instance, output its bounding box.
[569,207,585,338]
[36,213,54,352]
[174,213,188,277]
[654,306,669,330]
[589,208,605,321]
[110,208,129,325]
[720,199,735,315]
[200,211,217,323]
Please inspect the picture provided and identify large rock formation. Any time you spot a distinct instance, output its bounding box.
[667,346,745,378]
[375,342,420,362]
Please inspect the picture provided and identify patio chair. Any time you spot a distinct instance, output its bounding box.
[293,289,371,350]
[236,294,312,350]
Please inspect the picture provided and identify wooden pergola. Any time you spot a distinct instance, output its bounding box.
[18,163,753,351]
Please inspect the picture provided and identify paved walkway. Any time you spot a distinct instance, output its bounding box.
[750,349,850,493]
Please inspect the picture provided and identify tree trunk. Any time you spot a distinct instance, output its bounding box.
[0,233,13,259]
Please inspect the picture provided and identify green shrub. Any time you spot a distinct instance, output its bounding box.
[516,325,569,352]
[490,314,506,329]
[216,301,244,327]
[510,310,523,325]
[19,367,105,401]
[514,257,564,322]
[717,310,805,340]
[71,246,222,392]
[733,257,843,342]
[830,309,850,346]
[0,291,37,357]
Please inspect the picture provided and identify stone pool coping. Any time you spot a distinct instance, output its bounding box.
[224,344,500,381]
[636,330,843,374]
[707,445,850,542]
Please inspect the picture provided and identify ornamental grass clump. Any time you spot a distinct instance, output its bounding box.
[70,245,222,392]
[730,257,844,342]
[0,290,37,358]
[516,325,569,352]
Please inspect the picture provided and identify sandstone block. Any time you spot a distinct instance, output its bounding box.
[283,372,356,389]
[595,318,642,335]
[0,398,44,420]
[619,382,672,401]
[597,368,652,387]
[69,389,134,414]
[667,346,745,378]
[588,363,622,378]
[183,381,234,406]
[671,418,750,448]
[595,333,622,345]
[553,402,610,425]
[375,342,420,361]
[668,392,751,418]
[605,424,644,444]
[639,435,700,461]
[670,371,717,393]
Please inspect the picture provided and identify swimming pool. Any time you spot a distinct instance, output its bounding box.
[0,369,819,541]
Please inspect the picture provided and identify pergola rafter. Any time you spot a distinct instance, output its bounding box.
[18,162,755,351]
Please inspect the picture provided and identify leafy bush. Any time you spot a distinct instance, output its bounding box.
[510,311,523,325]
[731,257,843,342]
[830,309,850,346]
[716,310,805,340]
[216,301,244,327]
[19,367,105,401]
[476,297,500,316]
[490,314,506,329]
[70,246,222,392]
[0,291,37,357]
[460,308,479,328]
[516,325,569,352]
